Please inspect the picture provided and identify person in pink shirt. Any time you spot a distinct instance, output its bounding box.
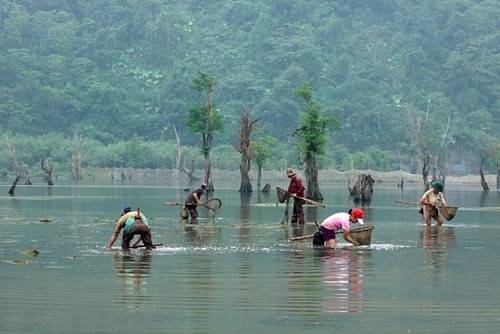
[313,208,365,248]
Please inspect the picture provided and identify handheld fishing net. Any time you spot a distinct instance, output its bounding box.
[203,198,222,211]
[276,187,290,203]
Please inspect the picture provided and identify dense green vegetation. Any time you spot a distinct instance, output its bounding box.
[0,0,498,179]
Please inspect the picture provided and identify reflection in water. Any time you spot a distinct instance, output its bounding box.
[291,221,305,239]
[318,249,370,313]
[183,222,204,245]
[111,251,152,308]
[239,193,252,246]
[418,226,456,283]
[283,248,370,318]
[181,217,222,246]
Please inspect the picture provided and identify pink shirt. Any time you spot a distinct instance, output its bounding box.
[321,212,351,232]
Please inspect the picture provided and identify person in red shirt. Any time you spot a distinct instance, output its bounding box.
[287,168,305,224]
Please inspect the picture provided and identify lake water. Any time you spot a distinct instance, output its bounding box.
[1,182,499,333]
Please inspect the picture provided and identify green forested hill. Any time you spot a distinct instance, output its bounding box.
[0,0,498,174]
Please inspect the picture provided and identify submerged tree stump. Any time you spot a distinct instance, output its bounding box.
[348,174,375,203]
[261,183,271,193]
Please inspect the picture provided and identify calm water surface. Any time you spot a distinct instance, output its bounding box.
[1,182,500,333]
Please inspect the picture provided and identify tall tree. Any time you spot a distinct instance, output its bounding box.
[294,83,337,200]
[236,105,258,193]
[187,73,223,192]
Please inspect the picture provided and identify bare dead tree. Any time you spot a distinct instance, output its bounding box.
[173,124,183,180]
[8,175,21,196]
[41,157,54,186]
[5,136,31,185]
[72,130,83,181]
[497,167,499,190]
[479,157,489,191]
[236,105,258,193]
[404,104,432,190]
[180,154,197,186]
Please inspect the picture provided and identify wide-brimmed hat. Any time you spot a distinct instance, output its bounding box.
[350,207,365,224]
[286,168,296,177]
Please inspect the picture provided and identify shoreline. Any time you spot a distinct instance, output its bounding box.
[1,167,497,188]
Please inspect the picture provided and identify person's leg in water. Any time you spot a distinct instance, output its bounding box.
[320,226,337,248]
[422,206,434,226]
[127,224,155,250]
[121,230,134,251]
[291,199,305,224]
[186,204,198,220]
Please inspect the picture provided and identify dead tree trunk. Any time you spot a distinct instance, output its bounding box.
[72,130,83,181]
[237,106,258,193]
[304,153,323,200]
[181,157,197,186]
[8,175,21,196]
[479,157,489,191]
[5,137,31,185]
[41,157,54,186]
[256,161,264,189]
[348,174,375,203]
[496,167,499,190]
[173,124,183,180]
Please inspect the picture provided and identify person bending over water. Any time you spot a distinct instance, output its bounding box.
[419,180,448,226]
[184,183,207,220]
[107,207,155,251]
[313,208,365,248]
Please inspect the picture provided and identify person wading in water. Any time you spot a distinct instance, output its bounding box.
[287,168,305,224]
[107,207,155,251]
[184,183,207,220]
[313,208,365,248]
[419,180,448,226]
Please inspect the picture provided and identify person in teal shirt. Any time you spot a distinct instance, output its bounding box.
[107,206,155,250]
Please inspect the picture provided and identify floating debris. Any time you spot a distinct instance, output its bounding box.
[17,249,40,257]
[4,259,34,265]
[39,218,52,223]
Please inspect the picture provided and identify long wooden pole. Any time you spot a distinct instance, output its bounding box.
[395,199,458,209]
[277,187,326,207]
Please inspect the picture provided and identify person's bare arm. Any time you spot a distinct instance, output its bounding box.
[419,189,434,206]
[343,231,358,246]
[107,230,120,249]
[107,214,132,249]
[440,192,448,206]
[193,193,202,205]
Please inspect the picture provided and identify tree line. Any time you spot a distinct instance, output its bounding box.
[1,0,499,190]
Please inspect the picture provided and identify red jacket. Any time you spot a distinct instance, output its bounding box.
[288,175,305,197]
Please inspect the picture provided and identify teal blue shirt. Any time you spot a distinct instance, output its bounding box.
[124,214,149,232]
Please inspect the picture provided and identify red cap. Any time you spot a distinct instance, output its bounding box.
[350,208,365,224]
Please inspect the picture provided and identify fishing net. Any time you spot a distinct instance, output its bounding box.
[203,198,222,210]
[349,224,374,246]
[439,206,458,221]
[276,187,290,203]
[180,207,189,219]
